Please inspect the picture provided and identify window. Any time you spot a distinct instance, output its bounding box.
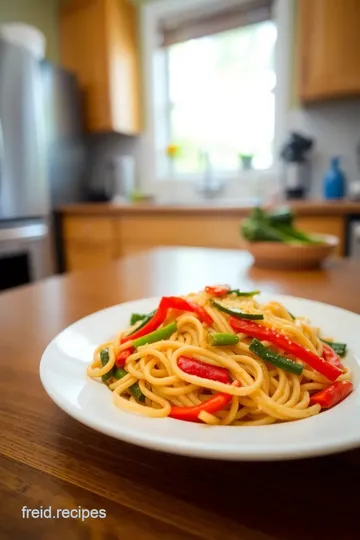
[157,19,277,178]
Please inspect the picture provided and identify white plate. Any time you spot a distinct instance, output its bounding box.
[40,294,360,461]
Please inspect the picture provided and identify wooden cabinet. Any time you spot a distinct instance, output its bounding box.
[62,215,118,271]
[115,215,245,257]
[61,211,347,272]
[297,0,360,102]
[60,0,141,134]
[295,216,345,255]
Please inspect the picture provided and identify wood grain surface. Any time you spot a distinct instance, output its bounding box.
[1,247,360,540]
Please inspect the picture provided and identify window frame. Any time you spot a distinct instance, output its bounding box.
[138,0,294,199]
[164,23,277,179]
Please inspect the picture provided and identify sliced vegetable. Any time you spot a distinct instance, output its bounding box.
[114,367,145,402]
[122,297,212,345]
[129,310,156,332]
[229,317,342,382]
[121,298,169,344]
[321,342,343,370]
[100,348,113,382]
[321,339,347,358]
[165,296,213,326]
[208,332,239,346]
[212,300,264,320]
[249,338,303,376]
[169,381,240,423]
[205,285,231,297]
[130,313,147,325]
[228,289,260,297]
[114,367,128,378]
[132,322,177,348]
[130,382,145,402]
[178,355,230,384]
[310,381,353,409]
[204,285,260,298]
[115,347,134,368]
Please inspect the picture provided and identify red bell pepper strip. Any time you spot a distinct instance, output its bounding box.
[121,297,169,344]
[229,317,342,382]
[205,285,231,297]
[321,342,343,371]
[121,296,213,345]
[169,381,240,423]
[165,296,213,326]
[115,347,135,367]
[310,381,353,409]
[178,355,230,384]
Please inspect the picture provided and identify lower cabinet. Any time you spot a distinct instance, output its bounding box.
[64,240,116,271]
[61,213,346,272]
[295,216,345,256]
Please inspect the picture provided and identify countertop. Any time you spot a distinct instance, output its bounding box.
[57,200,360,216]
[2,246,360,539]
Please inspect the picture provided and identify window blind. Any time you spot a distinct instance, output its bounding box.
[159,0,273,47]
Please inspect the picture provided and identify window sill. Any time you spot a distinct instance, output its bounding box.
[157,168,276,183]
[148,169,282,203]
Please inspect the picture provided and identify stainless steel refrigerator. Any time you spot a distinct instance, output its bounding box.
[0,37,86,291]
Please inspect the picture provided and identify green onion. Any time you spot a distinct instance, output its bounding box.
[130,313,148,325]
[288,311,296,320]
[228,289,260,297]
[133,322,177,348]
[208,332,239,346]
[114,367,145,402]
[114,367,127,379]
[249,338,303,376]
[211,300,264,320]
[321,339,347,358]
[129,310,156,336]
[100,348,114,382]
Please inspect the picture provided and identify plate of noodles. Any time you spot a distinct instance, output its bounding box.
[40,286,360,460]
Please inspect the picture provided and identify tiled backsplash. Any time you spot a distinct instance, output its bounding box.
[288,99,360,197]
[87,97,360,201]
[85,132,141,190]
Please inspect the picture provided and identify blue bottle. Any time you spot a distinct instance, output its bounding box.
[323,157,346,199]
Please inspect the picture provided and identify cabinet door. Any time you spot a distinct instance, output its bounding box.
[295,216,345,256]
[298,0,360,101]
[62,215,118,271]
[60,0,112,131]
[64,240,115,271]
[106,0,141,134]
[60,0,141,133]
[116,215,246,250]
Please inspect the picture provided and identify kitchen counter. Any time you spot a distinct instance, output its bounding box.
[58,200,359,272]
[2,247,360,539]
[57,200,360,216]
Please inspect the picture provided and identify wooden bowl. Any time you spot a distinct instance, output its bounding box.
[245,234,339,270]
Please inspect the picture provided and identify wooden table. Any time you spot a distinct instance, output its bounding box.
[1,247,360,540]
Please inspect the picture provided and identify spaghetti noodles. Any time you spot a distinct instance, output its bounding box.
[87,287,352,425]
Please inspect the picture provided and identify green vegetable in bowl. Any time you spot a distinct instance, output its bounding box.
[241,207,320,245]
[268,208,294,226]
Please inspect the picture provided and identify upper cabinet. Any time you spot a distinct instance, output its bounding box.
[60,0,141,134]
[297,0,360,103]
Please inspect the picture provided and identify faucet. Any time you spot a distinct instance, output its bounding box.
[196,150,225,198]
